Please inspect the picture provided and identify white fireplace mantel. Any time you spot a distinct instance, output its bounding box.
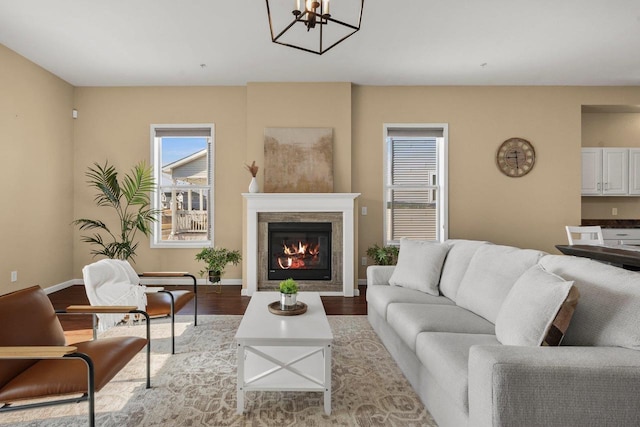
[242,193,360,297]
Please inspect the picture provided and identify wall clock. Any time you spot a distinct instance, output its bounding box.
[496,137,536,177]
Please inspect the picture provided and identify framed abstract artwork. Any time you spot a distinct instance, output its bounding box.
[264,127,333,193]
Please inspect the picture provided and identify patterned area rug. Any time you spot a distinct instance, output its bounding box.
[1,315,437,426]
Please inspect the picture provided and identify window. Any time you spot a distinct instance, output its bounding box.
[150,124,214,248]
[383,124,448,245]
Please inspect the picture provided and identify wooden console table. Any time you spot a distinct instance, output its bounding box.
[556,244,640,271]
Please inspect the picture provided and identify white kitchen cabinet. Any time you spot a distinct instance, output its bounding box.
[628,149,640,195]
[581,148,629,196]
[581,148,602,195]
[602,228,640,245]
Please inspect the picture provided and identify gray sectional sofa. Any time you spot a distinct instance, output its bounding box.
[366,239,640,427]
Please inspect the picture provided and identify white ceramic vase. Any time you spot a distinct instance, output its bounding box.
[248,177,259,193]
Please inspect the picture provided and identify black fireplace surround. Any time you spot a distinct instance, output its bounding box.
[268,222,332,281]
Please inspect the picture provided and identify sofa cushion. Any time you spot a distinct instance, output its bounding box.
[439,240,489,301]
[387,303,495,351]
[389,238,450,295]
[495,264,575,346]
[539,255,640,350]
[455,244,546,323]
[366,285,454,320]
[416,332,500,414]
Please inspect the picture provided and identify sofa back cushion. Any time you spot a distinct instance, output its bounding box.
[455,244,546,323]
[539,255,640,350]
[388,238,450,295]
[439,240,490,301]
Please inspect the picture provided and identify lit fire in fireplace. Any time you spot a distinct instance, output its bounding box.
[277,241,320,270]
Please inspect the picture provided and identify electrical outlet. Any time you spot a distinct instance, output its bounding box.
[361,206,367,216]
[10,271,17,282]
[361,257,367,266]
[612,207,618,216]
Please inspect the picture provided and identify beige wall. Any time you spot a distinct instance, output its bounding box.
[353,86,640,278]
[72,86,247,279]
[0,45,75,294]
[245,83,352,192]
[243,82,355,285]
[581,112,640,219]
[353,86,582,267]
[5,41,640,291]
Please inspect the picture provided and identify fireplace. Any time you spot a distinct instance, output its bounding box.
[243,193,360,296]
[268,222,332,281]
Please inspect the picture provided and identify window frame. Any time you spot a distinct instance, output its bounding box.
[149,123,215,249]
[382,123,448,245]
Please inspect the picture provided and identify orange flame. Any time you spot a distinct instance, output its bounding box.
[277,240,320,270]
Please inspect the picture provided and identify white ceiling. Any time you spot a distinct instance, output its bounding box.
[1,0,639,87]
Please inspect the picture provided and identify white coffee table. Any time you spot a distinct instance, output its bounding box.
[235,292,333,415]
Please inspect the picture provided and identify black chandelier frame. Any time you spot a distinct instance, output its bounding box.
[265,0,364,55]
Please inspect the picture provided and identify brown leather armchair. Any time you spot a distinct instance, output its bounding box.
[82,260,197,355]
[139,271,198,355]
[0,286,150,427]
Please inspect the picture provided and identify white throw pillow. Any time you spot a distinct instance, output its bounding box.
[495,264,574,346]
[388,238,449,296]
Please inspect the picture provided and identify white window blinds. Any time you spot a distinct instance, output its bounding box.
[386,137,439,242]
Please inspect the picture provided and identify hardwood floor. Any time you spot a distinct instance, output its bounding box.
[48,284,368,338]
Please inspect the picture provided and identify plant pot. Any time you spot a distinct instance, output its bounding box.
[280,292,297,310]
[208,270,221,284]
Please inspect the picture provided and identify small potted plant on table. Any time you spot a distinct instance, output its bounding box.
[195,247,242,291]
[279,278,299,310]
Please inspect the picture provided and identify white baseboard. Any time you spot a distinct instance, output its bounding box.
[43,279,79,294]
[358,279,367,286]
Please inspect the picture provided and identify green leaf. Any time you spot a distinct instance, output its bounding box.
[86,162,120,208]
[74,160,159,261]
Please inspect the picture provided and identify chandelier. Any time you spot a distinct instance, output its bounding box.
[265,0,364,55]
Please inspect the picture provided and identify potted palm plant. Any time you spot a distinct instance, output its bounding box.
[279,278,299,309]
[195,247,242,284]
[73,161,159,261]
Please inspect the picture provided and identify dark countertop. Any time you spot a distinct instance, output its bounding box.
[581,219,640,228]
[556,244,640,270]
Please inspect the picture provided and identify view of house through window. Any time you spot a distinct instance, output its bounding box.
[384,124,448,245]
[151,125,214,247]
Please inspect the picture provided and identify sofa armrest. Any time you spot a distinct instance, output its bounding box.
[366,265,395,286]
[468,345,640,427]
